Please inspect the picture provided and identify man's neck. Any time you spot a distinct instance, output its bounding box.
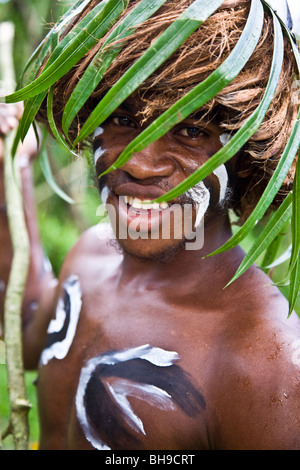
[118,214,243,292]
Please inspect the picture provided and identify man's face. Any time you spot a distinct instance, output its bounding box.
[93,97,230,261]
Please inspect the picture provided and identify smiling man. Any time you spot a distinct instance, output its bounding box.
[1,0,300,450]
[93,101,229,259]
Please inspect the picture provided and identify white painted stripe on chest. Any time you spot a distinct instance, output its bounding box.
[39,275,82,366]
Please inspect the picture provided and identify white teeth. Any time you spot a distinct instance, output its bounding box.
[123,196,169,210]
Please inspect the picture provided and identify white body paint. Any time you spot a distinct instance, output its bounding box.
[76,344,179,450]
[39,275,82,366]
[107,380,175,436]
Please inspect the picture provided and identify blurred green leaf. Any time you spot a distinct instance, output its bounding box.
[40,147,74,205]
[62,0,168,136]
[5,0,128,103]
[226,192,293,287]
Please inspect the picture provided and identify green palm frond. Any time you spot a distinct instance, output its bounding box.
[3,0,300,312]
[74,0,225,144]
[99,0,264,176]
[62,0,169,137]
[5,0,128,103]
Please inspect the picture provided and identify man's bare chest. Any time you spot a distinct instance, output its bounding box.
[37,274,215,449]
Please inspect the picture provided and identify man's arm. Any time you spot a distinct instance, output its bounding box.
[0,103,58,369]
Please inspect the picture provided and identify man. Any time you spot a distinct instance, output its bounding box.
[0,0,300,450]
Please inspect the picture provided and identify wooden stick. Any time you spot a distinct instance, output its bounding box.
[0,21,31,451]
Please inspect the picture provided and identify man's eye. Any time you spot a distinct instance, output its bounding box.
[178,127,204,138]
[112,116,135,128]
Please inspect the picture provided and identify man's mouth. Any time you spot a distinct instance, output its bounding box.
[122,195,169,212]
[108,191,184,237]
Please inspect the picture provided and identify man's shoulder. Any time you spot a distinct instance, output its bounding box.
[58,223,121,282]
[72,223,118,257]
[224,265,300,368]
[216,264,300,387]
[211,273,300,449]
[66,223,120,261]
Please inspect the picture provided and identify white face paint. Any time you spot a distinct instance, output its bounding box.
[213,164,228,203]
[100,186,109,205]
[185,182,210,228]
[184,161,228,228]
[39,275,82,366]
[219,132,231,147]
[93,126,106,166]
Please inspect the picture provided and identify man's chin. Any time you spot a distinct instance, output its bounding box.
[110,237,187,265]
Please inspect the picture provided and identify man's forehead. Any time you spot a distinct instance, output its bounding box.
[114,96,219,127]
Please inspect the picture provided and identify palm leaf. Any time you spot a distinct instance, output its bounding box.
[226,192,293,287]
[263,243,292,269]
[18,0,91,86]
[74,0,225,144]
[47,86,78,156]
[5,0,128,104]
[62,0,169,137]
[40,147,74,205]
[19,93,48,142]
[260,233,285,271]
[153,8,284,205]
[289,256,300,316]
[288,130,300,273]
[100,0,264,175]
[287,158,300,312]
[208,113,300,257]
[2,0,299,308]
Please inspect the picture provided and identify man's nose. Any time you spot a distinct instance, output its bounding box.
[120,138,177,180]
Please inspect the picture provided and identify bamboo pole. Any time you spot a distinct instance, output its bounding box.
[0,21,31,451]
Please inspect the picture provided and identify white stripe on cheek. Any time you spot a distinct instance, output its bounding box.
[100,186,109,205]
[213,164,228,202]
[93,126,106,165]
[185,182,210,228]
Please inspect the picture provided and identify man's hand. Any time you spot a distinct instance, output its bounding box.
[0,100,39,162]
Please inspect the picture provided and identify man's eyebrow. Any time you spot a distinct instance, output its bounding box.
[187,110,218,127]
